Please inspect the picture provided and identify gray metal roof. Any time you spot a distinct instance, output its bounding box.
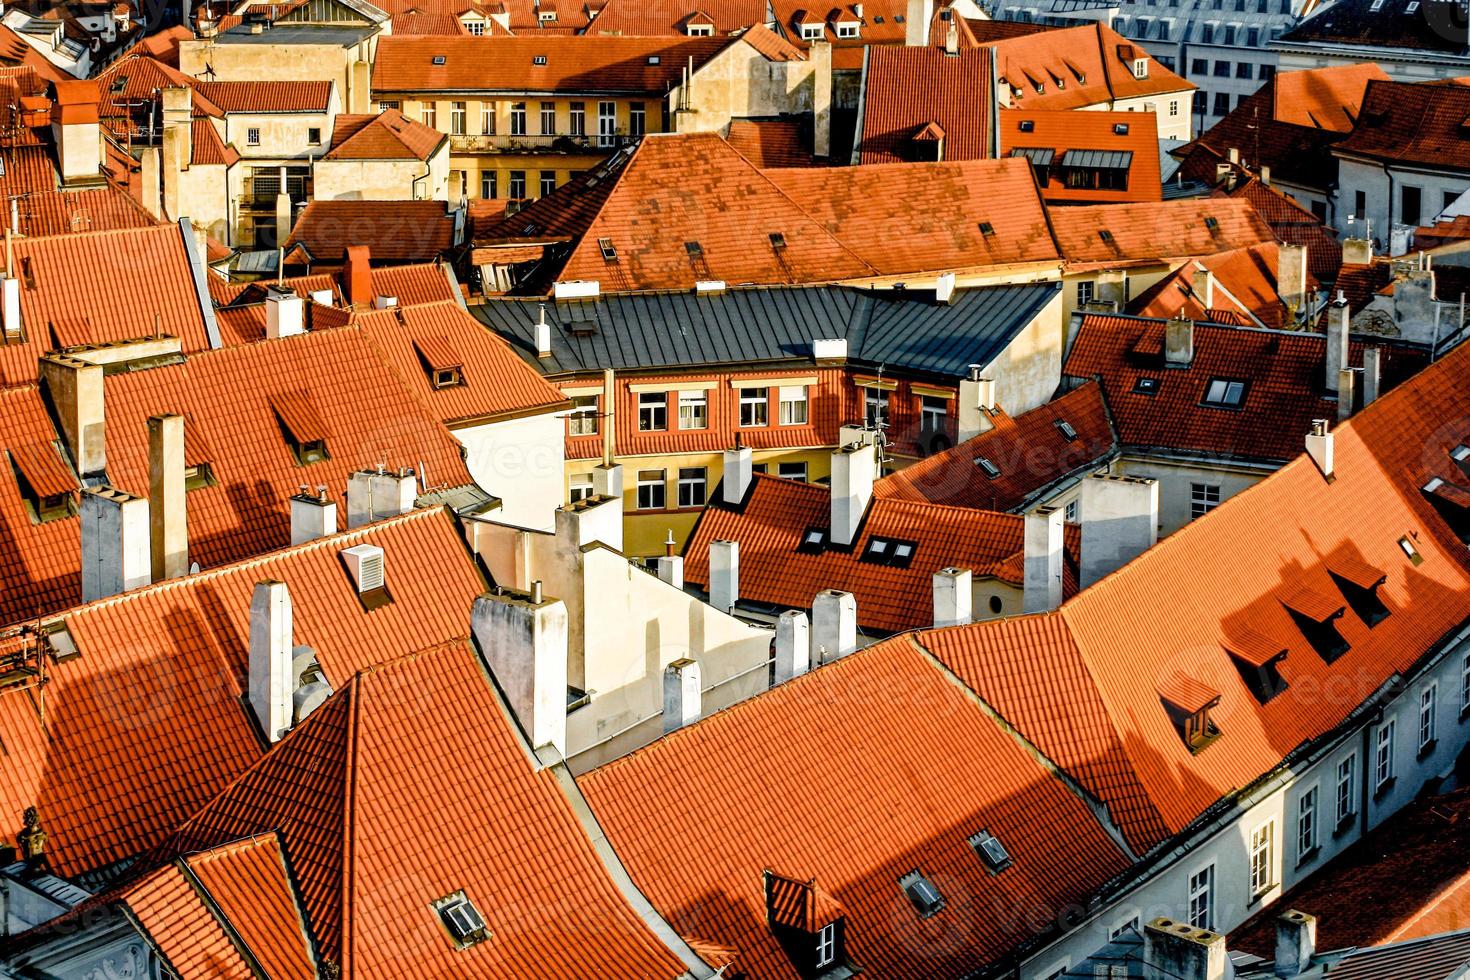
[214,24,377,45]
[1011,147,1057,166]
[470,282,1062,380]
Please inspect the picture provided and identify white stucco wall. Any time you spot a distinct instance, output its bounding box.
[456,410,566,533]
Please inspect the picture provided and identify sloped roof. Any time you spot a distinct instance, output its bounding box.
[12,185,160,237]
[875,381,1116,512]
[855,46,993,164]
[991,22,1192,110]
[119,860,257,978]
[998,107,1162,204]
[1127,242,1303,329]
[1063,314,1426,462]
[193,80,333,113]
[1219,176,1343,282]
[158,639,692,976]
[0,386,82,627]
[0,508,488,879]
[283,199,455,262]
[1274,61,1388,132]
[323,107,443,160]
[1050,198,1275,269]
[1279,0,1469,54]
[724,118,818,167]
[1334,78,1470,170]
[682,472,1081,633]
[583,0,764,36]
[580,636,1132,978]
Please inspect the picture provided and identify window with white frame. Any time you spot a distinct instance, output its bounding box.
[636,469,665,510]
[539,171,556,197]
[1190,483,1221,519]
[638,392,667,431]
[778,461,808,482]
[740,387,768,427]
[379,100,400,111]
[540,101,556,134]
[1297,785,1317,860]
[1065,499,1079,522]
[510,102,527,136]
[569,101,586,136]
[1169,99,1180,116]
[1249,820,1275,896]
[420,104,436,128]
[836,21,859,36]
[677,390,708,429]
[1110,915,1140,939]
[800,22,823,38]
[920,395,948,432]
[778,385,808,425]
[1187,865,1214,929]
[451,101,466,135]
[1420,685,1437,751]
[569,473,594,503]
[481,102,496,135]
[247,127,261,146]
[1336,755,1356,826]
[1375,720,1395,790]
[568,394,598,436]
[466,18,484,34]
[1076,280,1095,306]
[815,923,836,968]
[677,467,707,507]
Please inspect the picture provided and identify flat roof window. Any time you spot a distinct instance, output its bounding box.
[1055,419,1078,441]
[968,830,1013,873]
[1202,378,1247,408]
[1133,376,1160,395]
[899,870,945,918]
[974,456,1001,478]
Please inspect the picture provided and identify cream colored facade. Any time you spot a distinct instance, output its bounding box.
[313,145,450,201]
[180,34,377,113]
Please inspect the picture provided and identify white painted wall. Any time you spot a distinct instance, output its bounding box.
[1111,454,1273,536]
[456,410,567,532]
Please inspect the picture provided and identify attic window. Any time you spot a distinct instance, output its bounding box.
[798,526,827,554]
[800,23,823,39]
[415,336,465,389]
[433,368,463,389]
[1282,586,1350,663]
[1202,377,1247,408]
[1133,376,1160,395]
[1421,478,1470,542]
[1203,216,1220,231]
[598,237,618,261]
[1328,557,1390,626]
[974,456,1001,479]
[684,240,704,258]
[270,390,329,466]
[968,830,1012,873]
[769,232,787,250]
[1018,119,1034,132]
[433,892,488,947]
[431,54,446,65]
[862,537,917,568]
[1098,229,1115,243]
[898,870,945,918]
[1400,535,1423,565]
[648,55,661,64]
[8,444,76,525]
[1158,673,1222,753]
[978,222,995,236]
[533,55,547,65]
[184,462,217,491]
[1224,628,1288,704]
[1132,57,1148,78]
[1114,122,1130,135]
[1055,419,1078,441]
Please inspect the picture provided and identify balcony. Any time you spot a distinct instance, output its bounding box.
[447,132,640,155]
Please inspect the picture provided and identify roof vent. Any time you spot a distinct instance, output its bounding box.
[341,543,385,593]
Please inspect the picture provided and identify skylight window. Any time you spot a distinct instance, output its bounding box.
[974,456,1001,478]
[798,526,827,554]
[532,55,547,65]
[435,892,488,946]
[978,221,995,235]
[899,871,944,918]
[598,237,618,261]
[1400,535,1423,565]
[862,536,917,568]
[769,231,787,250]
[1133,376,1160,395]
[968,830,1013,873]
[1202,378,1247,408]
[1018,119,1034,132]
[1204,216,1220,230]
[684,240,704,258]
[431,55,446,65]
[1098,229,1115,243]
[1055,419,1078,441]
[648,55,661,64]
[1114,122,1130,135]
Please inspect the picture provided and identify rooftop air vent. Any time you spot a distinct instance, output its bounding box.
[341,544,384,593]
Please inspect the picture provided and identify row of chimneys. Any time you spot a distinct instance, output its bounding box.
[264,247,391,336]
[1137,908,1316,980]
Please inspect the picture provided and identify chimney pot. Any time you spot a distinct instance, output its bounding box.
[1143,918,1227,980]
[265,286,305,339]
[1273,909,1317,978]
[1362,347,1383,406]
[1,276,20,337]
[1165,316,1194,366]
[1306,419,1334,479]
[935,271,956,304]
[656,554,684,589]
[290,486,337,544]
[343,245,372,307]
[1326,299,1350,394]
[535,304,552,357]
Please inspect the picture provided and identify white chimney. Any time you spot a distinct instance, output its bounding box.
[709,539,739,613]
[471,587,568,754]
[265,286,305,339]
[935,271,956,305]
[290,486,336,544]
[346,467,415,529]
[905,0,934,45]
[829,442,876,548]
[1,276,20,338]
[774,610,810,682]
[593,462,623,500]
[559,489,623,553]
[723,444,753,505]
[1337,368,1359,421]
[1023,506,1064,613]
[1273,910,1316,978]
[40,355,105,478]
[1165,316,1194,366]
[657,555,684,589]
[958,366,996,441]
[662,657,702,732]
[1326,295,1350,394]
[81,488,151,602]
[309,288,334,306]
[340,543,385,593]
[812,589,857,664]
[1305,419,1334,480]
[147,414,188,582]
[249,581,295,743]
[932,567,972,628]
[535,304,552,357]
[1143,918,1227,980]
[1362,347,1383,406]
[1079,474,1159,588]
[1191,268,1215,312]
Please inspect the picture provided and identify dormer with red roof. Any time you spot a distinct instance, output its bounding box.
[765,871,850,977]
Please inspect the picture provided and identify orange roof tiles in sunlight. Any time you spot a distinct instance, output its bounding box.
[991,22,1192,111]
[1127,242,1306,329]
[579,636,1132,978]
[0,509,488,879]
[997,108,1162,204]
[1051,198,1275,269]
[324,108,445,161]
[855,46,994,164]
[157,640,692,977]
[724,118,819,167]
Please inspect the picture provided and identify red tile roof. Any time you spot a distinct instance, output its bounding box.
[998,108,1162,204]
[682,472,1080,633]
[926,333,1470,841]
[0,508,489,879]
[283,200,455,263]
[1064,314,1427,462]
[159,639,692,977]
[371,34,732,92]
[119,860,256,978]
[724,118,819,167]
[1415,214,1470,251]
[1334,78,1470,170]
[12,186,160,237]
[0,386,82,626]
[193,80,333,113]
[355,299,569,424]
[1051,198,1275,269]
[582,0,763,36]
[1127,242,1304,329]
[580,636,1132,978]
[1273,61,1388,132]
[855,46,994,164]
[1219,176,1343,282]
[323,107,444,161]
[875,381,1116,511]
[992,22,1192,110]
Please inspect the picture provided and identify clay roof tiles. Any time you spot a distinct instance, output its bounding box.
[991,22,1192,110]
[193,80,333,113]
[323,108,443,161]
[1334,78,1470,170]
[181,834,317,980]
[998,107,1162,204]
[120,862,256,978]
[855,46,994,164]
[283,199,455,263]
[724,118,818,167]
[1051,197,1275,269]
[582,0,764,36]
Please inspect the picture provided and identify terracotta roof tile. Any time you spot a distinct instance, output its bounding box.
[1128,243,1303,329]
[323,108,443,161]
[1052,198,1275,268]
[0,387,82,626]
[1157,672,1221,714]
[182,834,317,980]
[582,0,763,36]
[580,637,1132,977]
[998,108,1162,204]
[875,381,1116,511]
[724,118,818,167]
[194,80,333,113]
[121,863,255,978]
[1222,626,1286,668]
[856,46,993,164]
[1335,78,1470,170]
[283,200,455,263]
[766,872,844,932]
[992,23,1192,110]
[10,439,75,497]
[12,186,160,237]
[1219,177,1344,281]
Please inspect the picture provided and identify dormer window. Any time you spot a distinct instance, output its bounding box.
[835,21,858,37]
[801,23,823,40]
[968,830,1012,873]
[764,871,846,977]
[1421,478,1470,542]
[415,336,466,390]
[432,891,488,947]
[1224,627,1288,704]
[816,923,837,967]
[1133,57,1149,77]
[1159,673,1222,753]
[271,390,330,466]
[538,8,556,20]
[1281,585,1350,663]
[686,22,713,35]
[899,869,945,918]
[598,237,618,261]
[8,443,76,524]
[1329,557,1390,626]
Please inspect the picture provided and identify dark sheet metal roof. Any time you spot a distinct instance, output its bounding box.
[471,282,1062,380]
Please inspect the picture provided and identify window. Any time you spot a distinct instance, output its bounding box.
[1065,499,1079,522]
[1260,64,1276,80]
[836,21,858,36]
[432,366,463,389]
[1402,185,1422,227]
[1297,785,1318,860]
[636,469,666,509]
[466,18,484,34]
[508,170,526,198]
[1191,57,1208,74]
[1213,60,1230,77]
[1190,483,1221,519]
[539,171,556,197]
[1419,685,1437,752]
[1213,92,1230,116]
[568,395,599,436]
[1249,820,1275,896]
[481,102,496,135]
[1202,377,1247,408]
[379,100,400,111]
[740,387,768,427]
[1076,280,1095,305]
[1247,26,1260,45]
[863,387,889,427]
[1187,865,1214,929]
[1169,99,1179,117]
[1375,719,1395,791]
[677,389,708,429]
[436,894,487,945]
[920,395,948,432]
[975,456,1001,479]
[800,22,823,39]
[816,922,837,967]
[510,102,527,136]
[778,385,808,425]
[863,537,917,568]
[308,127,321,145]
[968,830,1012,873]
[598,101,617,147]
[539,101,556,135]
[898,870,945,918]
[629,102,646,137]
[1132,57,1148,78]
[1111,916,1140,939]
[1336,755,1356,827]
[1134,376,1160,395]
[481,171,497,199]
[638,392,667,431]
[569,473,594,503]
[778,461,808,482]
[1222,24,1235,43]
[1461,653,1470,717]
[247,127,261,146]
[1354,190,1366,220]
[451,101,466,135]
[1199,22,1213,42]
[565,102,586,138]
[1236,62,1253,78]
[678,467,707,507]
[420,103,436,128]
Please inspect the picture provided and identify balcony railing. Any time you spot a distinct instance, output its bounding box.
[447,132,640,154]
